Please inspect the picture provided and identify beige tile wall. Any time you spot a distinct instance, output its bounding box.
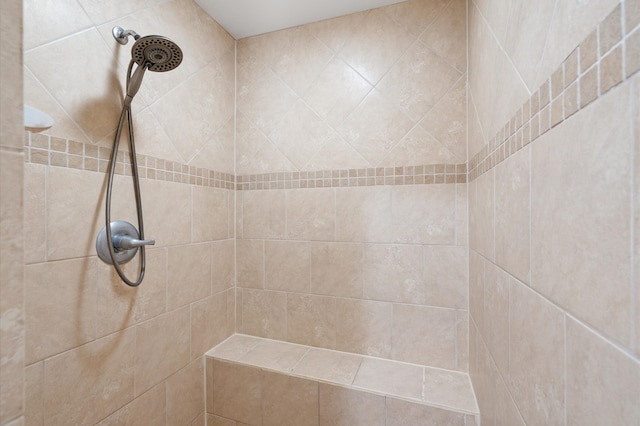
[236,180,470,370]
[234,1,469,372]
[23,0,235,174]
[468,0,640,424]
[0,0,24,424]
[22,154,235,425]
[20,0,235,424]
[16,0,640,424]
[231,0,470,371]
[236,0,467,174]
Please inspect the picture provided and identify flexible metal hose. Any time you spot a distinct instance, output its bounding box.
[104,59,148,286]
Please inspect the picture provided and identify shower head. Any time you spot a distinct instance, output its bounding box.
[117,31,184,107]
[131,35,183,72]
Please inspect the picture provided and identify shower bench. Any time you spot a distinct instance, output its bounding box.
[205,334,479,425]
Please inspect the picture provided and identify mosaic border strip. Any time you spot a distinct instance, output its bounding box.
[24,132,235,189]
[236,164,467,190]
[24,132,468,190]
[469,2,639,182]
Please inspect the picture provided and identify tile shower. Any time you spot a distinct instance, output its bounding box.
[1,0,639,425]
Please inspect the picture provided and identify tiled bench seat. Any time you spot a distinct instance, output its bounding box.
[205,334,479,425]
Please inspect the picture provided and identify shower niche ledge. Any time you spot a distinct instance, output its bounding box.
[206,334,479,425]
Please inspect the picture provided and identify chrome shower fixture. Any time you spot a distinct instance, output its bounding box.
[112,26,183,72]
[131,34,183,72]
[112,27,183,107]
[96,27,184,287]
[112,26,141,44]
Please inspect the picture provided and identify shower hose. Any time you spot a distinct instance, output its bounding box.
[104,59,149,287]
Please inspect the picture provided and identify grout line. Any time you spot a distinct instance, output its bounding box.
[233,38,238,334]
[563,313,568,426]
[472,246,640,361]
[469,0,533,97]
[630,68,638,356]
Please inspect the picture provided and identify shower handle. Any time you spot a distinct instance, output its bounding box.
[96,220,155,265]
[112,234,155,250]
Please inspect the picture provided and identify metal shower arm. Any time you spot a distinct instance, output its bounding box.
[112,26,141,45]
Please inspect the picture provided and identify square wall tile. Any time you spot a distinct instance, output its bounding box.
[339,9,415,85]
[167,359,204,426]
[210,360,262,425]
[97,384,166,426]
[286,188,335,241]
[311,242,364,298]
[335,298,392,358]
[45,166,110,260]
[262,371,319,426]
[241,289,287,340]
[420,0,467,73]
[96,248,166,338]
[141,179,192,248]
[242,190,286,239]
[44,329,135,426]
[377,40,461,122]
[566,317,640,425]
[335,186,392,243]
[267,100,333,169]
[531,79,632,347]
[192,187,229,242]
[303,56,372,129]
[424,245,468,309]
[264,240,310,293]
[508,281,564,425]
[319,383,385,426]
[364,244,425,304]
[391,304,457,369]
[25,257,97,364]
[135,307,191,395]
[391,184,456,245]
[167,243,212,310]
[287,294,336,348]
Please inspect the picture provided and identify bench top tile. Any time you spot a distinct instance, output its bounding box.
[206,334,479,415]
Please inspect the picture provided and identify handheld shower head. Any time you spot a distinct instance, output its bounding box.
[118,31,183,107]
[131,35,183,72]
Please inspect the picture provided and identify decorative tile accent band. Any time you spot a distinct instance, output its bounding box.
[24,132,235,189]
[236,164,467,190]
[24,132,467,189]
[469,2,639,182]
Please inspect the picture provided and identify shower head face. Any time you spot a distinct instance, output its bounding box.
[131,35,183,72]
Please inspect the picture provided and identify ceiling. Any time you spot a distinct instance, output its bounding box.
[194,0,407,39]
